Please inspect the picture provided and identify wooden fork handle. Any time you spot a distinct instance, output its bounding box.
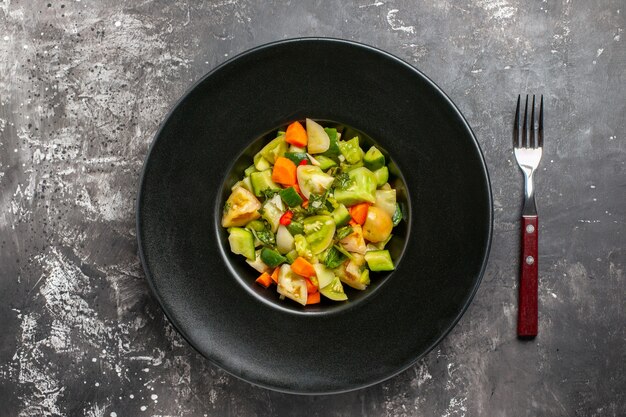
[518,215,538,338]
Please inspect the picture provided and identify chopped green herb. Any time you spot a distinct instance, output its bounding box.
[323,246,348,269]
[334,172,352,190]
[261,188,280,200]
[305,193,329,215]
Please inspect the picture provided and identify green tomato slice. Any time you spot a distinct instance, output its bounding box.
[313,263,335,288]
[296,165,335,199]
[303,215,336,254]
[319,276,348,301]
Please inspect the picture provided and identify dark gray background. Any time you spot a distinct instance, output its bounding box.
[0,0,624,416]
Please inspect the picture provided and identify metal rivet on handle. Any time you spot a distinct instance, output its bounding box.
[526,256,535,265]
[526,224,535,233]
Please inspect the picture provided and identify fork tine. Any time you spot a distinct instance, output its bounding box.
[522,95,529,148]
[530,95,536,148]
[538,95,544,148]
[513,95,520,147]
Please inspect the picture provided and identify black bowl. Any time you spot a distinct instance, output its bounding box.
[221,122,410,314]
[137,38,492,394]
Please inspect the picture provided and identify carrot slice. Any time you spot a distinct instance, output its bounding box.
[285,121,308,147]
[349,203,370,225]
[271,156,297,186]
[306,291,321,305]
[270,267,280,284]
[302,199,309,209]
[291,257,316,278]
[348,219,359,227]
[255,272,273,288]
[305,278,317,294]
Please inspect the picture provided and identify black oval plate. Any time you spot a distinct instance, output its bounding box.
[137,38,493,394]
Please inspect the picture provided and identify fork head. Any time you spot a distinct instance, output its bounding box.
[513,94,543,150]
[514,94,543,170]
[513,94,544,215]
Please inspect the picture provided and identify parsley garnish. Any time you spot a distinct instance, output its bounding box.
[334,172,352,190]
[261,188,280,200]
[323,246,347,269]
[305,193,328,215]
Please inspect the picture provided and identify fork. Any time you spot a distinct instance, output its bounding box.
[513,94,543,338]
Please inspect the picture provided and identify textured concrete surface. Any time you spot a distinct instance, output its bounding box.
[0,0,624,416]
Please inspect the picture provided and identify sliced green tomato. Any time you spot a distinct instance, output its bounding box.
[244,164,257,177]
[277,264,308,306]
[362,206,393,243]
[250,170,280,197]
[296,165,335,199]
[332,204,351,227]
[279,186,303,207]
[313,263,335,288]
[339,137,363,164]
[364,250,395,271]
[246,250,270,273]
[320,276,348,301]
[261,194,284,233]
[374,189,397,218]
[333,167,377,206]
[221,187,262,228]
[306,118,330,154]
[321,128,341,158]
[260,247,286,268]
[303,215,336,254]
[276,225,295,254]
[363,146,385,171]
[339,224,366,254]
[284,152,309,165]
[373,166,389,187]
[227,227,255,260]
[259,135,287,164]
[253,153,271,171]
